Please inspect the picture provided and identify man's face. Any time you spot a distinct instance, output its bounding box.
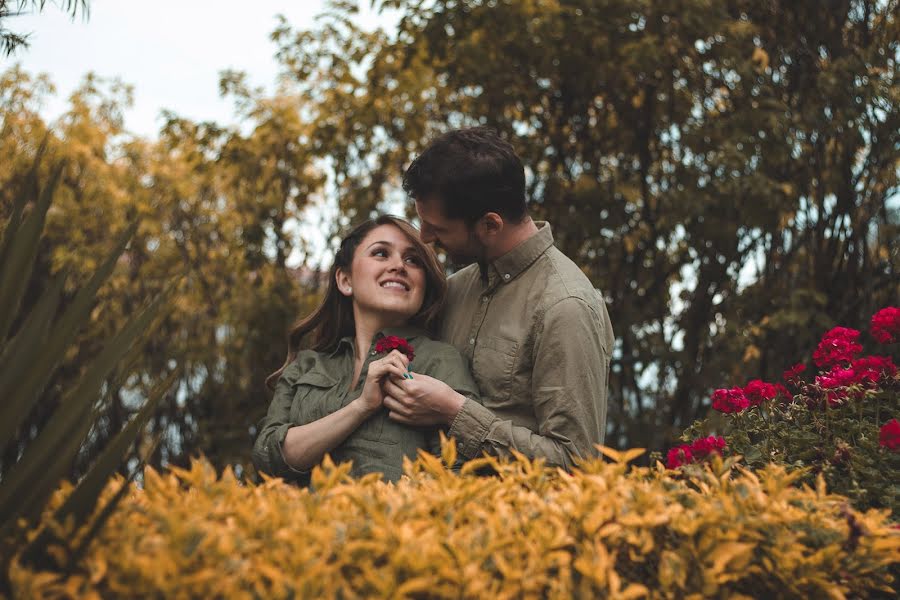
[415,197,485,266]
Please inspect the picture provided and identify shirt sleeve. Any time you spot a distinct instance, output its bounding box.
[448,296,611,470]
[251,358,312,484]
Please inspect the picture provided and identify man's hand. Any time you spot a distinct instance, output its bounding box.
[382,372,466,426]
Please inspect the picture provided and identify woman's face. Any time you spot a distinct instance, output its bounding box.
[337,224,428,323]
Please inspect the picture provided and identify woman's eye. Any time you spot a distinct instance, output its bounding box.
[404,255,423,266]
[372,248,388,258]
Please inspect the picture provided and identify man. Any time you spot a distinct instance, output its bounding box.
[383,127,614,470]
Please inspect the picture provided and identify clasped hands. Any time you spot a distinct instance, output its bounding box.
[358,350,465,426]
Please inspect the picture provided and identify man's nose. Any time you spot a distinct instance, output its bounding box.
[420,225,436,244]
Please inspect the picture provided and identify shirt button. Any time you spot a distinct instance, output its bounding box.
[503,273,511,280]
[481,296,489,303]
[469,338,475,345]
[370,350,376,356]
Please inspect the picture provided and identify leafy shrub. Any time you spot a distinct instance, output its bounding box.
[681,308,900,518]
[9,444,900,598]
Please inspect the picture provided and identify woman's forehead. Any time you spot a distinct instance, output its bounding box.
[360,224,417,250]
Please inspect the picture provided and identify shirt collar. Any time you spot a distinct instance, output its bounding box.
[329,324,427,358]
[487,221,554,287]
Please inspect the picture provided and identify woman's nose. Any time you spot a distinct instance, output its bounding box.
[388,254,407,271]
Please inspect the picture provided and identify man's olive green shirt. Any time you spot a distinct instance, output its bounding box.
[442,222,614,470]
[252,326,479,484]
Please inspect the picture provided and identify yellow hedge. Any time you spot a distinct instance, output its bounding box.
[10,445,900,599]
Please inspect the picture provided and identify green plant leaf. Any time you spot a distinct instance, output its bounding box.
[0,282,173,529]
[54,368,179,526]
[0,270,66,447]
[0,161,63,342]
[0,220,140,452]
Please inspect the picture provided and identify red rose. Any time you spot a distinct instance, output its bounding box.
[743,380,779,406]
[813,327,862,369]
[879,419,900,451]
[870,307,900,344]
[374,335,415,362]
[711,387,750,413]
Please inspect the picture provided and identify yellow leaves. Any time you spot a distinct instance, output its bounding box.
[659,550,687,589]
[439,430,457,468]
[742,344,761,363]
[11,454,900,598]
[708,542,756,582]
[752,46,770,71]
[631,89,646,109]
[597,446,646,465]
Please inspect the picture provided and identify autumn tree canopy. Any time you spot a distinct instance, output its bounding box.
[1,0,897,478]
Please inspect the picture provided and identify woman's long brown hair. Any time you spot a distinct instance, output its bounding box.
[265,215,447,390]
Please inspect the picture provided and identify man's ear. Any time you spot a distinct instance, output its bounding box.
[335,268,353,297]
[476,212,504,239]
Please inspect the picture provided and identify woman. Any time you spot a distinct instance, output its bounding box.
[252,215,479,484]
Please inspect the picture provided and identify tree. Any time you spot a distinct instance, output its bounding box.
[272,0,899,450]
[0,0,88,56]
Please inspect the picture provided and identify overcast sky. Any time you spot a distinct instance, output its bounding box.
[7,0,395,138]
[6,1,401,266]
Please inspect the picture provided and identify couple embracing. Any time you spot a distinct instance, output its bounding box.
[252,127,615,484]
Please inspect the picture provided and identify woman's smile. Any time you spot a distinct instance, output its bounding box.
[379,278,410,292]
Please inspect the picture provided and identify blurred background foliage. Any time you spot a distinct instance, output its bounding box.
[1,0,897,481]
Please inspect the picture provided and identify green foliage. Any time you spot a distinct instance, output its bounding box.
[683,313,900,517]
[272,0,900,449]
[3,0,898,483]
[0,154,176,585]
[686,380,900,517]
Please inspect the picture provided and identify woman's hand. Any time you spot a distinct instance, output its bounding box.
[356,350,410,414]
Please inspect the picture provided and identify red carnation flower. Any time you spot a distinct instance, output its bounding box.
[870,307,900,344]
[773,383,792,403]
[666,445,693,469]
[374,335,415,362]
[689,435,727,458]
[711,387,750,413]
[743,380,778,406]
[813,327,862,369]
[666,436,727,469]
[880,419,900,451]
[815,365,860,406]
[783,363,806,385]
[850,355,897,385]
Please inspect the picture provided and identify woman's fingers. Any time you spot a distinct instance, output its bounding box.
[370,353,411,380]
[387,349,410,368]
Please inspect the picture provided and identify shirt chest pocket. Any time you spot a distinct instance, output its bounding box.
[473,335,519,407]
[290,371,340,426]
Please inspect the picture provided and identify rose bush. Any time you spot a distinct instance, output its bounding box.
[678,307,899,518]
